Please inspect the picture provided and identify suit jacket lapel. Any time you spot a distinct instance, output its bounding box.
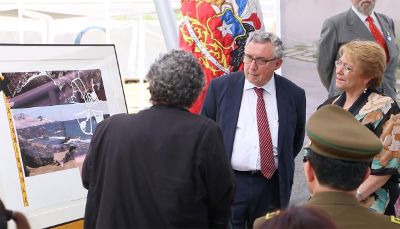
[374,13,396,58]
[346,9,374,39]
[275,74,287,156]
[224,72,244,156]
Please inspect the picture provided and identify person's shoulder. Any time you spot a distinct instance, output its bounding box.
[180,112,222,137]
[95,113,134,132]
[208,71,244,92]
[253,210,280,229]
[187,110,214,122]
[388,215,400,227]
[333,207,400,228]
[163,106,218,125]
[103,110,153,128]
[366,212,400,228]
[324,9,349,23]
[318,95,340,109]
[375,12,395,22]
[367,92,397,108]
[341,201,400,228]
[275,74,304,93]
[95,113,126,126]
[107,112,133,123]
[192,112,221,128]
[212,71,243,83]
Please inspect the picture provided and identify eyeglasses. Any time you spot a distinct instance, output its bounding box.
[243,54,278,65]
[335,59,354,74]
[303,148,311,163]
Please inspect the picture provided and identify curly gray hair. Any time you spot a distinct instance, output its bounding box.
[246,31,284,58]
[146,49,205,108]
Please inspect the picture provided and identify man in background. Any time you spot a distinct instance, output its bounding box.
[202,31,306,228]
[317,0,399,99]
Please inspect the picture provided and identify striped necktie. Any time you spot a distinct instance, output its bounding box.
[254,87,276,178]
[366,16,389,62]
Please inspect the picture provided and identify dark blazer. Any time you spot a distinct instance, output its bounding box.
[318,8,399,99]
[82,105,235,228]
[201,71,306,207]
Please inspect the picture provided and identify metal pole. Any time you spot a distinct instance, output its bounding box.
[153,0,178,50]
[17,0,23,44]
[104,0,111,43]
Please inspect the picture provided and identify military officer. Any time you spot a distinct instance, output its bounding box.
[254,206,337,228]
[255,105,400,228]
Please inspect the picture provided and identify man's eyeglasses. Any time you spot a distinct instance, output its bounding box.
[335,59,354,74]
[303,147,311,163]
[243,54,278,65]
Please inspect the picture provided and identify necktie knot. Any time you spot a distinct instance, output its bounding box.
[254,87,264,98]
[365,15,389,62]
[366,15,373,23]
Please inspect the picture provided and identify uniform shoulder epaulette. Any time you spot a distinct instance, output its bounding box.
[390,215,400,225]
[264,210,280,220]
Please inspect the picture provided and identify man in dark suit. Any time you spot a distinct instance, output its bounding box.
[82,50,235,228]
[202,31,306,229]
[318,0,399,99]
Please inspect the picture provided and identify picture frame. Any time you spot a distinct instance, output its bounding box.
[0,44,127,228]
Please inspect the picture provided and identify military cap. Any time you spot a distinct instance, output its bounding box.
[306,105,382,162]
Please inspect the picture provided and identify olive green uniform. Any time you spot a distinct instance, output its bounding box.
[254,105,400,229]
[304,105,400,228]
[307,192,400,228]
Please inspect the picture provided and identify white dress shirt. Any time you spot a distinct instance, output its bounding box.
[352,6,383,34]
[231,76,279,171]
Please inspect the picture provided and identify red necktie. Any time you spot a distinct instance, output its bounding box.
[254,87,276,178]
[366,16,389,62]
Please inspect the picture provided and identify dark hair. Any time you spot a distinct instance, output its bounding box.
[0,199,31,229]
[255,206,337,229]
[307,149,369,191]
[146,49,205,109]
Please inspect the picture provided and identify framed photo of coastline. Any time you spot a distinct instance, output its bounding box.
[0,44,127,228]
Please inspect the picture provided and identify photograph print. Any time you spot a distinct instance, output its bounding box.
[1,69,110,177]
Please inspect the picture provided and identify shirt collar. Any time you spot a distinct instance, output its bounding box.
[243,73,276,96]
[351,5,378,23]
[307,191,360,206]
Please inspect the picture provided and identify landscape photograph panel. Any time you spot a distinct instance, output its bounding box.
[2,69,110,177]
[13,100,110,177]
[2,69,107,109]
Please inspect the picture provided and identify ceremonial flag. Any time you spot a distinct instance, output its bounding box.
[180,0,264,113]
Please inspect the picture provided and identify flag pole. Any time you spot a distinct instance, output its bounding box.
[153,0,178,50]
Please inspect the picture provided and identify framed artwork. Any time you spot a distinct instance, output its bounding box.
[0,44,127,228]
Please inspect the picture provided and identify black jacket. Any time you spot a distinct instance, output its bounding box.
[82,105,235,228]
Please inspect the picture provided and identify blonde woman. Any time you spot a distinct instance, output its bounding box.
[319,40,400,215]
